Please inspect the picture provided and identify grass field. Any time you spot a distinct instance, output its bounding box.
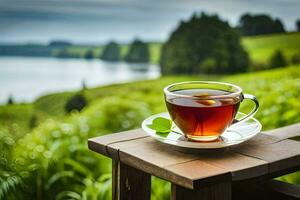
[1,65,300,199]
[242,32,300,64]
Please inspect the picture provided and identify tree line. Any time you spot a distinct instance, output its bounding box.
[160,13,300,75]
[55,39,150,63]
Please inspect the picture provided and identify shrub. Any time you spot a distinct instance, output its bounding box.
[160,13,249,75]
[84,49,94,59]
[291,51,300,64]
[83,97,151,133]
[100,41,121,61]
[65,94,87,113]
[124,39,150,63]
[296,19,300,32]
[269,50,287,68]
[7,95,14,105]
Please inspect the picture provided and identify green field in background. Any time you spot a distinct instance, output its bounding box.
[242,32,300,64]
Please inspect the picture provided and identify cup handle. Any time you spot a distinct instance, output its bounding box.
[232,94,259,126]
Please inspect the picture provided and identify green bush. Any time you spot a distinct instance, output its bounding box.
[84,49,94,59]
[100,41,121,61]
[65,94,88,113]
[124,39,150,63]
[291,51,300,64]
[7,96,14,105]
[269,50,287,68]
[160,13,249,75]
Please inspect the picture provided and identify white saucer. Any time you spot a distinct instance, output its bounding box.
[141,112,262,149]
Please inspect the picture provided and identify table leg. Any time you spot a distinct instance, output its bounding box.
[171,182,231,200]
[112,160,151,200]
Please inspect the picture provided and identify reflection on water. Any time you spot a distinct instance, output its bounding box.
[0,56,160,103]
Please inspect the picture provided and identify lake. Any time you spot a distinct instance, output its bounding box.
[0,56,160,104]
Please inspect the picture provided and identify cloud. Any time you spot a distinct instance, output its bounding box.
[0,0,299,43]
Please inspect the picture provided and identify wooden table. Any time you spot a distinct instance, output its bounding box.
[88,123,300,200]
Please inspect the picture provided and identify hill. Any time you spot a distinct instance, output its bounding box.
[242,32,300,64]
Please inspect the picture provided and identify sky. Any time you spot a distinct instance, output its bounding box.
[0,0,300,44]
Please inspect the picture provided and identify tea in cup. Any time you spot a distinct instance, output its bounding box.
[164,81,259,142]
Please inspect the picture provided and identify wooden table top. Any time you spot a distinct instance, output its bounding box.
[88,123,300,189]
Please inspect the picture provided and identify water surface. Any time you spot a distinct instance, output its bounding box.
[0,56,160,103]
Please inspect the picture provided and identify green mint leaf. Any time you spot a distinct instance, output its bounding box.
[147,117,172,133]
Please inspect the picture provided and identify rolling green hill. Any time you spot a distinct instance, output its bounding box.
[242,32,300,64]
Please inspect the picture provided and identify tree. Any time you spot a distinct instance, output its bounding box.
[65,94,87,113]
[84,49,94,59]
[100,41,121,61]
[269,50,287,68]
[160,13,249,75]
[238,13,285,36]
[296,19,300,32]
[273,19,285,33]
[7,95,14,105]
[124,39,150,63]
[291,50,300,64]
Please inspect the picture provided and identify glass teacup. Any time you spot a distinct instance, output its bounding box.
[164,81,259,142]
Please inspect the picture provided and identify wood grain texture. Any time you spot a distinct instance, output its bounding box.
[119,162,151,200]
[264,123,300,141]
[113,137,266,188]
[231,139,300,175]
[88,129,148,158]
[171,182,231,200]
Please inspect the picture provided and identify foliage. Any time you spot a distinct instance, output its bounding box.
[268,50,287,68]
[48,40,72,47]
[7,95,14,105]
[296,19,300,32]
[291,50,300,64]
[65,94,88,113]
[238,13,285,36]
[124,39,150,63]
[84,49,94,59]
[1,66,300,199]
[100,41,121,61]
[160,13,249,75]
[0,104,34,140]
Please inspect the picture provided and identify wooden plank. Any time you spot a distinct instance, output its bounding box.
[166,160,231,189]
[110,137,267,188]
[264,123,300,141]
[263,180,300,200]
[171,182,231,200]
[88,129,148,157]
[115,138,229,189]
[231,139,300,176]
[197,151,268,181]
[119,162,151,200]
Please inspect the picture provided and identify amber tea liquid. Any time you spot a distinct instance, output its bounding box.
[166,89,240,141]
